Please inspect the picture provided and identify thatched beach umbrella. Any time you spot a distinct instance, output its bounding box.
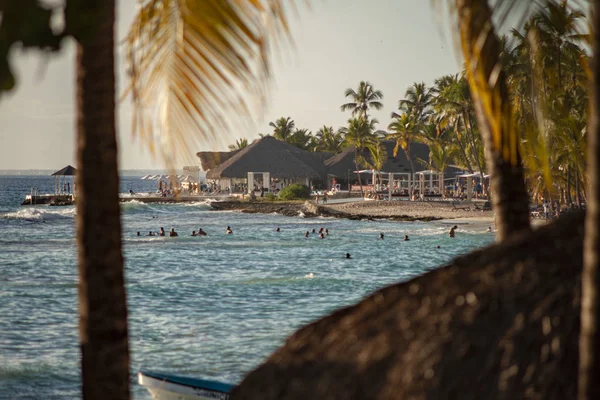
[233,213,583,399]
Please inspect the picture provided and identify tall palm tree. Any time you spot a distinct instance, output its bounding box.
[455,0,531,241]
[228,138,249,151]
[398,82,434,122]
[362,139,388,188]
[269,117,295,142]
[340,81,384,118]
[70,1,129,399]
[387,113,420,174]
[581,2,600,398]
[341,117,379,196]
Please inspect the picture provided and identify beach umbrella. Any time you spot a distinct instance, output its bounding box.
[233,213,584,399]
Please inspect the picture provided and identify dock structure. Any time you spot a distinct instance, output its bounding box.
[21,165,77,206]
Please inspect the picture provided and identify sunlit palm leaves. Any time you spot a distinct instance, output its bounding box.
[125,0,290,164]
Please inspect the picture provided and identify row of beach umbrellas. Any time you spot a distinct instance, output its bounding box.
[140,174,198,182]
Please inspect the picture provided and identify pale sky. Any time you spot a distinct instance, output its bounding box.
[0,0,462,170]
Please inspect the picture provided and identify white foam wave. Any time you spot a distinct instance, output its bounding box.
[297,211,306,218]
[2,207,75,222]
[304,272,315,279]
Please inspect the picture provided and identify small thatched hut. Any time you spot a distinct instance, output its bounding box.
[204,136,330,191]
[232,213,583,399]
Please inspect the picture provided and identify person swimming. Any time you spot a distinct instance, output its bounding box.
[311,228,316,234]
[136,231,140,236]
[318,227,324,234]
[159,227,165,237]
[449,225,458,238]
[191,230,196,236]
[197,228,207,236]
[147,231,155,236]
[169,227,178,237]
[346,253,352,259]
[404,235,410,241]
[487,226,492,233]
[304,231,309,238]
[380,233,384,240]
[325,228,329,235]
[276,227,280,232]
[226,226,233,234]
[319,233,325,239]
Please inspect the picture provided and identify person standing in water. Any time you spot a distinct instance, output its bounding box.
[380,233,384,240]
[346,253,352,259]
[191,230,196,236]
[404,235,410,241]
[276,227,280,232]
[226,226,233,234]
[169,227,178,237]
[159,227,165,237]
[449,225,458,238]
[304,231,309,238]
[197,228,207,236]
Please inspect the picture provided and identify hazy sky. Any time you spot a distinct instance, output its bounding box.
[0,0,462,170]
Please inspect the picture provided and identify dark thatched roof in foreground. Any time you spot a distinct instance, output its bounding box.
[206,136,327,180]
[196,150,240,172]
[233,212,583,400]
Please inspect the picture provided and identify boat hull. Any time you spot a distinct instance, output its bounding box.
[138,371,232,400]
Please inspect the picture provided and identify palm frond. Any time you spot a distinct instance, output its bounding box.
[125,0,290,166]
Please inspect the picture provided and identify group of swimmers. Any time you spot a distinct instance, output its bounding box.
[301,227,329,239]
[137,225,235,237]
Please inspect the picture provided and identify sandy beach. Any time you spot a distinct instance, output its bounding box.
[210,199,496,224]
[321,200,494,220]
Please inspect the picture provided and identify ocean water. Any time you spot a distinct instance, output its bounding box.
[0,175,494,399]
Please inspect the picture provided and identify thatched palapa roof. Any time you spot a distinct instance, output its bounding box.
[325,142,431,178]
[196,150,240,172]
[206,136,327,180]
[51,165,77,176]
[233,212,583,399]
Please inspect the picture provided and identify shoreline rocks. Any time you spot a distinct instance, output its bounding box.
[208,200,492,222]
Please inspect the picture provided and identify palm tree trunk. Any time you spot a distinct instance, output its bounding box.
[454,125,473,173]
[73,1,130,398]
[456,0,531,242]
[567,165,573,205]
[354,150,364,197]
[579,2,600,398]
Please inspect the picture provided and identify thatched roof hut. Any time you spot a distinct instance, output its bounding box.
[51,165,77,176]
[196,150,240,172]
[206,136,328,180]
[324,142,431,178]
[233,212,583,399]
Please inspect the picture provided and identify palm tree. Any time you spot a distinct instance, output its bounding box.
[269,117,295,142]
[315,126,346,153]
[71,1,130,398]
[398,82,434,122]
[362,139,388,188]
[387,113,420,174]
[455,0,531,241]
[228,138,249,151]
[288,128,315,150]
[341,117,379,196]
[340,81,384,118]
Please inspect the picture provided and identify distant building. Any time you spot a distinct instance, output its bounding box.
[197,136,464,194]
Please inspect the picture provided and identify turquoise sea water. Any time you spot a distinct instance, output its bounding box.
[0,175,494,399]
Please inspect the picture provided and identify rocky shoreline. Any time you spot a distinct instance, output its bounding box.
[209,200,494,222]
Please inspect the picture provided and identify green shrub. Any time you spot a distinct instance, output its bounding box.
[278,184,311,200]
[264,192,276,201]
